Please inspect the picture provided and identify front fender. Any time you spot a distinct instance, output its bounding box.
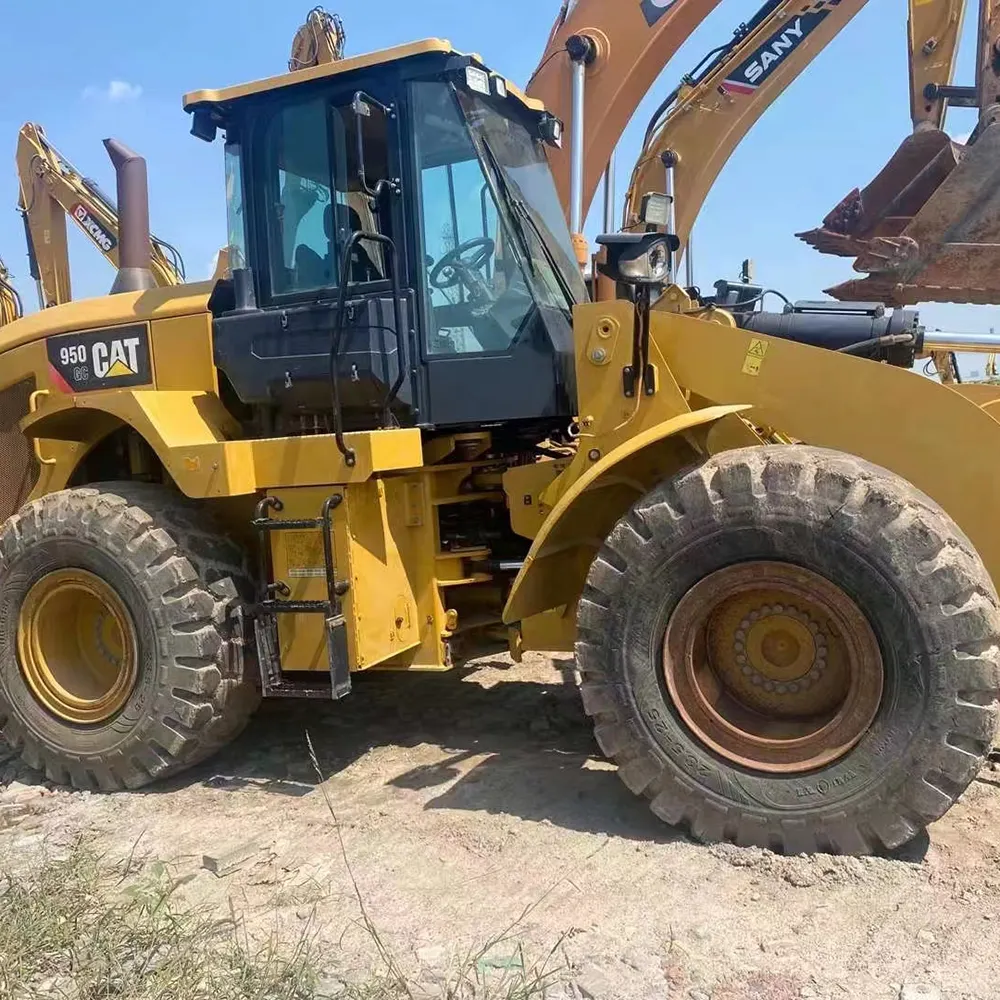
[503,404,749,625]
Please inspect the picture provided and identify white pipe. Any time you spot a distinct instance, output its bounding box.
[664,160,677,277]
[685,231,694,287]
[569,57,586,234]
[602,155,616,234]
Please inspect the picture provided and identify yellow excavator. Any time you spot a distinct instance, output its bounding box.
[288,5,347,69]
[622,0,965,261]
[530,0,987,313]
[16,122,185,309]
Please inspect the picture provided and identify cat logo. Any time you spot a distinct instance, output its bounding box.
[93,337,141,379]
[46,323,152,393]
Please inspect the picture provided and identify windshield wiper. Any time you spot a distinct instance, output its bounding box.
[477,138,538,278]
[478,136,582,310]
[511,193,581,309]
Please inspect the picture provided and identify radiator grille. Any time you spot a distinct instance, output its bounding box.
[0,378,39,523]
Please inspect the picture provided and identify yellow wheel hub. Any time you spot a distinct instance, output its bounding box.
[17,569,137,724]
[663,561,884,774]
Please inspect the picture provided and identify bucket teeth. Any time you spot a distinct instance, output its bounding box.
[797,126,1000,305]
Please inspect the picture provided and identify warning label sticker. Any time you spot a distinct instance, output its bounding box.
[284,531,325,579]
[741,338,769,376]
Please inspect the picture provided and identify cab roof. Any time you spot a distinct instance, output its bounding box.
[182,38,544,115]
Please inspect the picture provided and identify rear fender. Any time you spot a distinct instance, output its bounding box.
[22,389,252,498]
[503,404,749,625]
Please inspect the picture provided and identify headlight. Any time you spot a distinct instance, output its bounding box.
[538,113,563,148]
[465,66,491,96]
[597,233,679,286]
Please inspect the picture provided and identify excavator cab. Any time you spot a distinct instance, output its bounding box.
[186,42,586,444]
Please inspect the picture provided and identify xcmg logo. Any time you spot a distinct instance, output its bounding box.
[71,202,117,254]
[723,6,832,93]
[640,0,676,27]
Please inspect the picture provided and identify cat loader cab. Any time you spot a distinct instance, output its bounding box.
[185,40,587,449]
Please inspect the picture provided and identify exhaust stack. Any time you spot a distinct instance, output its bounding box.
[103,138,156,294]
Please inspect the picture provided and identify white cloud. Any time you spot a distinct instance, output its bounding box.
[82,80,143,103]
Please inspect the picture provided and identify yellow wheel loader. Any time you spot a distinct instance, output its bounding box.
[1,40,998,856]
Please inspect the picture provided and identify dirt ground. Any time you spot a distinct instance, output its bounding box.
[2,653,1000,1000]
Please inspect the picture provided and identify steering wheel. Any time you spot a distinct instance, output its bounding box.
[429,238,496,295]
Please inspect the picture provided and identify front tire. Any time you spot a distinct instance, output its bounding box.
[577,446,1000,854]
[0,484,259,790]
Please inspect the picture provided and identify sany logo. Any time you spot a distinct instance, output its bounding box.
[71,203,117,254]
[92,337,141,379]
[640,0,676,27]
[723,9,827,94]
[745,17,804,83]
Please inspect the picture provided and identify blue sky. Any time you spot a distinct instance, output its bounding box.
[0,0,996,375]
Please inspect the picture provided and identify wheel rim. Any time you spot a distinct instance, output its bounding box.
[17,569,137,724]
[662,561,884,774]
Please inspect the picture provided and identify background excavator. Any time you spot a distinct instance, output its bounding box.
[16,123,185,310]
[622,0,964,264]
[528,0,978,307]
[524,0,999,389]
[799,0,1000,306]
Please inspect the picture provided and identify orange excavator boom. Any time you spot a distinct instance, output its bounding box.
[526,0,727,232]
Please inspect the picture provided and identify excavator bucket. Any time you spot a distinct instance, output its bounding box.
[798,124,1000,305]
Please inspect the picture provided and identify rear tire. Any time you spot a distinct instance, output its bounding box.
[577,445,1000,854]
[0,483,259,790]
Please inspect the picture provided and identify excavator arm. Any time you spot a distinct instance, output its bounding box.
[288,6,346,70]
[797,0,1000,306]
[622,0,871,257]
[910,0,967,129]
[526,0,729,226]
[16,123,184,309]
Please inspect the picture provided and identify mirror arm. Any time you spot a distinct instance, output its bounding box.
[352,91,400,204]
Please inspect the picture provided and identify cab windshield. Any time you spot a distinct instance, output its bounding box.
[413,81,586,357]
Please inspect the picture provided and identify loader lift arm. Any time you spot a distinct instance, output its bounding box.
[16,122,185,309]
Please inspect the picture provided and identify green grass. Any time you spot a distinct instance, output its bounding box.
[0,832,564,1000]
[0,733,566,998]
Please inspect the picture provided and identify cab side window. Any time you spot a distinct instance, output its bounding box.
[262,98,336,296]
[258,93,397,298]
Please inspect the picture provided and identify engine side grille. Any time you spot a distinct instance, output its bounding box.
[0,378,40,523]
